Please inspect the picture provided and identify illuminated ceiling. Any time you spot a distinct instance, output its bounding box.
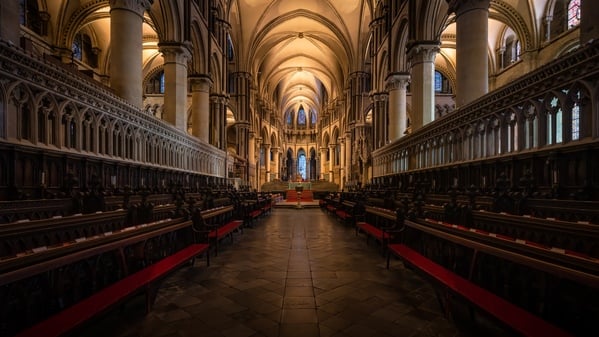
[228,0,373,120]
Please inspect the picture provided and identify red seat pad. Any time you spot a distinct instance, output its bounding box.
[387,244,573,337]
[16,243,209,337]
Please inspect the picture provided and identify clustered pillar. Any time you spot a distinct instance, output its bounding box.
[320,147,328,180]
[371,92,389,149]
[210,94,228,150]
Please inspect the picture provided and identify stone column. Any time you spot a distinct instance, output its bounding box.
[320,147,328,180]
[160,42,191,131]
[339,137,346,189]
[449,0,491,107]
[0,0,19,44]
[253,136,261,188]
[581,0,599,44]
[231,72,251,159]
[348,72,370,123]
[248,131,256,169]
[344,131,352,183]
[109,0,151,108]
[408,43,439,131]
[210,94,228,150]
[386,72,410,141]
[189,74,212,142]
[371,92,389,149]
[264,144,271,182]
[271,147,279,180]
[329,144,336,181]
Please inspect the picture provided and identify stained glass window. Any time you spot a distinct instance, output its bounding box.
[568,0,581,28]
[298,106,306,125]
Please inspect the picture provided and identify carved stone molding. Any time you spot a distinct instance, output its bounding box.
[0,41,225,177]
[408,43,440,64]
[189,74,213,92]
[109,0,152,17]
[386,72,410,91]
[447,0,491,16]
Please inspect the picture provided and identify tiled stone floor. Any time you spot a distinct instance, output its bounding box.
[83,208,513,337]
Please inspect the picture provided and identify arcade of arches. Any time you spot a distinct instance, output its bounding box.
[1,1,599,337]
[1,0,597,195]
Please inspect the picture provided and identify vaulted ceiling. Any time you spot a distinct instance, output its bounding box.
[228,0,373,120]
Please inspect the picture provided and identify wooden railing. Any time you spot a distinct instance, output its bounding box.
[372,40,599,199]
[0,201,241,337]
[396,218,599,336]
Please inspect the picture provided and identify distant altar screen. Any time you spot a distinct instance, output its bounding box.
[288,182,311,190]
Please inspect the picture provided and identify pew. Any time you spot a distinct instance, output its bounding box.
[14,242,209,337]
[387,243,573,337]
[335,201,356,226]
[387,218,599,337]
[193,205,243,255]
[0,203,177,259]
[354,206,403,254]
[422,203,599,259]
[1,217,209,337]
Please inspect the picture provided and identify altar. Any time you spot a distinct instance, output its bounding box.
[288,181,311,190]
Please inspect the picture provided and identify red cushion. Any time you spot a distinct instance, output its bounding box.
[16,244,209,337]
[209,220,243,239]
[388,244,573,337]
[357,223,390,240]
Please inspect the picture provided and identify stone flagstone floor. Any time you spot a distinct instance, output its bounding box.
[82,208,513,337]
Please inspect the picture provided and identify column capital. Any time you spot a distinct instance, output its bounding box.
[407,42,440,64]
[159,42,191,64]
[109,0,152,17]
[447,0,491,16]
[369,91,389,102]
[386,72,411,91]
[348,71,369,79]
[210,93,229,104]
[235,121,251,129]
[232,71,252,80]
[189,74,212,92]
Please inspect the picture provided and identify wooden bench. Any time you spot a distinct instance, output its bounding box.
[355,221,393,252]
[335,201,356,226]
[261,198,273,214]
[208,219,244,255]
[326,203,336,214]
[193,205,244,255]
[387,243,573,337]
[15,242,209,337]
[247,208,262,223]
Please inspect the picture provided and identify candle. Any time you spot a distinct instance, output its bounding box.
[111,176,116,185]
[41,171,45,185]
[553,170,558,184]
[453,177,458,186]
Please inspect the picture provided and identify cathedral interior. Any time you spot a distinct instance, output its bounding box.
[0,1,598,336]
